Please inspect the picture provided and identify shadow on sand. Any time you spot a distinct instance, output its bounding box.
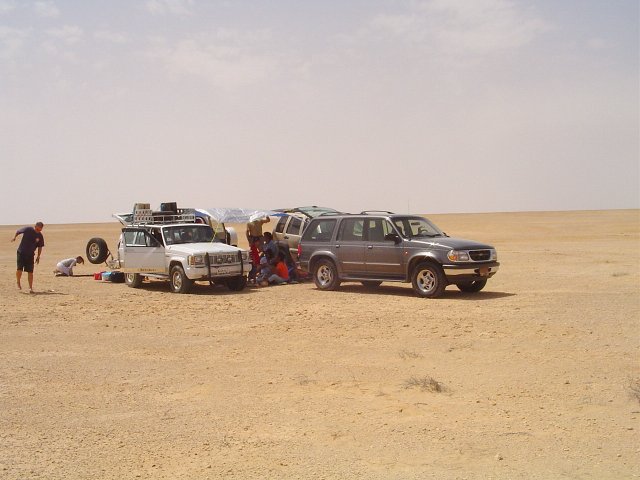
[335,282,515,300]
[23,289,68,296]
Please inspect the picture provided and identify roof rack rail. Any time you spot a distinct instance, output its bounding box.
[316,211,343,217]
[129,203,196,226]
[360,210,395,215]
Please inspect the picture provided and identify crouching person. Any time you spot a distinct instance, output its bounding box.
[266,252,289,286]
[54,256,84,276]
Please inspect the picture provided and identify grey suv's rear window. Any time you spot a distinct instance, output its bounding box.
[302,219,336,242]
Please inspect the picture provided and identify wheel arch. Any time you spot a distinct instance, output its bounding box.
[309,252,338,274]
[407,254,441,279]
[168,259,184,271]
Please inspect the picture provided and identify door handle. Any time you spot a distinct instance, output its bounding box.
[367,245,373,249]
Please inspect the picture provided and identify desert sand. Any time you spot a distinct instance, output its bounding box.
[1,210,638,479]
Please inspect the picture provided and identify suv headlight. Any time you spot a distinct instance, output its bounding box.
[188,254,205,266]
[490,249,498,261]
[447,250,470,262]
[241,251,249,261]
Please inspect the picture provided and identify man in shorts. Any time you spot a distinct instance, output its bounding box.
[12,222,45,293]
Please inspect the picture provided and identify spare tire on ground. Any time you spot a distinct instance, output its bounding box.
[86,237,110,264]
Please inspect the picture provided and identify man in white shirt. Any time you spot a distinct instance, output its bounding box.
[54,256,84,276]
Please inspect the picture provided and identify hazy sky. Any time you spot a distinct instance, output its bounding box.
[1,0,638,224]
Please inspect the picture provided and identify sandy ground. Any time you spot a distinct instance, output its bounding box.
[0,210,638,479]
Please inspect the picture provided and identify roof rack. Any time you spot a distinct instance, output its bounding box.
[129,203,196,226]
[360,210,395,215]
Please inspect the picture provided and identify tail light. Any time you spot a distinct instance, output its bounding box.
[297,244,302,258]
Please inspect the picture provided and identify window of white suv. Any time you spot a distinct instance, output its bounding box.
[275,217,287,233]
[123,230,159,247]
[286,216,303,235]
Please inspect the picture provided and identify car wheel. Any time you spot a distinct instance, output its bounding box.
[361,281,382,289]
[313,259,340,291]
[411,262,446,298]
[226,275,247,291]
[170,265,192,294]
[86,237,109,264]
[125,273,143,288]
[456,279,487,293]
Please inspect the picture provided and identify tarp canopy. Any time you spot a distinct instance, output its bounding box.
[195,208,286,224]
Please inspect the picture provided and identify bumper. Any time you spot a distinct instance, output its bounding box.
[442,262,499,281]
[186,263,245,280]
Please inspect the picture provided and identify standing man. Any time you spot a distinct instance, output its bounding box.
[12,222,45,293]
[246,216,270,244]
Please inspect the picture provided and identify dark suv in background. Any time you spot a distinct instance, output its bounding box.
[297,212,499,298]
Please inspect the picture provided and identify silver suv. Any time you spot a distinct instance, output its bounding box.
[297,212,499,298]
[272,206,339,258]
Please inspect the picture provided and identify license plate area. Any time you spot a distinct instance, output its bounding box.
[478,267,490,276]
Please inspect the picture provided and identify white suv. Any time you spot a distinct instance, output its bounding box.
[86,204,249,294]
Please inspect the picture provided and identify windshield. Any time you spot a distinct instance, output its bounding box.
[392,216,444,238]
[163,225,216,245]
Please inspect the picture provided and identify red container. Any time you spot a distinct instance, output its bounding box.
[94,272,104,280]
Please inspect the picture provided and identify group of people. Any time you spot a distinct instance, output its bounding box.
[246,217,297,287]
[12,222,84,293]
[12,216,299,293]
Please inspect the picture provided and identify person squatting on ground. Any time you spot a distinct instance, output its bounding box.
[259,252,290,286]
[12,222,45,293]
[255,255,272,285]
[54,256,84,276]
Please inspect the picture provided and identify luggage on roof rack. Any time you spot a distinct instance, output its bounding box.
[130,203,196,225]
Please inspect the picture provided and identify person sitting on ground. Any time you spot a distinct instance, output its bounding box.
[54,256,84,276]
[281,249,298,283]
[255,254,272,285]
[263,252,289,286]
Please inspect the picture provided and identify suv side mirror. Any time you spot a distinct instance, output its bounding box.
[385,233,401,244]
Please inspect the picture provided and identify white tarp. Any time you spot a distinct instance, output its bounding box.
[196,208,285,224]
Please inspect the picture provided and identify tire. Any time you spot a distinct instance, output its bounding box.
[456,279,487,293]
[361,281,382,289]
[170,265,192,294]
[411,262,446,298]
[313,259,340,291]
[226,275,247,291]
[125,273,143,288]
[86,237,109,264]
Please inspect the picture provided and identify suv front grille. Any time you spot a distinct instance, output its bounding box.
[209,253,238,265]
[469,250,491,261]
